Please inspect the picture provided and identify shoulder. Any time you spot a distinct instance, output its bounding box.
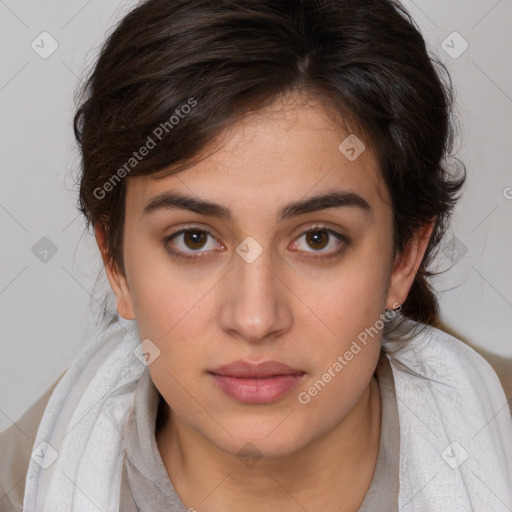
[387,320,512,508]
[0,374,64,511]
[388,319,512,439]
[390,320,508,398]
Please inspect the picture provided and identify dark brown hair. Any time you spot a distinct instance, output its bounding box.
[73,0,466,351]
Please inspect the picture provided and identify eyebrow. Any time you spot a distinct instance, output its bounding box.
[142,190,371,223]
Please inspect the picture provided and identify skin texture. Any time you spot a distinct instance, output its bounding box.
[96,92,434,511]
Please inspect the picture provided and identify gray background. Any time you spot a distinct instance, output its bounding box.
[1,0,511,432]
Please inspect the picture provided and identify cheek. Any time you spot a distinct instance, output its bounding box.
[294,279,387,425]
[315,258,391,333]
[136,305,210,423]
[124,237,204,338]
[290,344,380,446]
[301,255,391,383]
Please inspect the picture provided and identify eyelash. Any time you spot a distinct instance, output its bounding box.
[161,224,349,263]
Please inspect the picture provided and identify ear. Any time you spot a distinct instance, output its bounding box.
[386,219,436,310]
[94,223,135,320]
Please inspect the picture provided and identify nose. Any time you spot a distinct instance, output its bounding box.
[218,245,293,344]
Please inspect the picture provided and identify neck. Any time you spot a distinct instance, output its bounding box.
[156,376,381,512]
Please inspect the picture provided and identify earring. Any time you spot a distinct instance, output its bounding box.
[384,303,402,314]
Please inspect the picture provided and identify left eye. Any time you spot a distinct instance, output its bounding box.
[290,227,346,255]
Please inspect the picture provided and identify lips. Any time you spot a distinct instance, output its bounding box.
[208,360,306,404]
[210,359,304,378]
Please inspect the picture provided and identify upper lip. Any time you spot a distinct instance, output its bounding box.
[210,360,304,378]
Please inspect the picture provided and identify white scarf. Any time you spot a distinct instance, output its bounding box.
[22,315,512,511]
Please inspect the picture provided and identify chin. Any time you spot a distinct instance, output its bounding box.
[204,419,311,462]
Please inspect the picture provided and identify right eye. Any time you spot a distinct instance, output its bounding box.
[162,227,224,262]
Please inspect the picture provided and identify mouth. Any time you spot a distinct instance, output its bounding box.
[208,360,306,404]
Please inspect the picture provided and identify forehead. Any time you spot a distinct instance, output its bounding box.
[125,93,390,218]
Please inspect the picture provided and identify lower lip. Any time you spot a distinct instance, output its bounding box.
[209,373,306,404]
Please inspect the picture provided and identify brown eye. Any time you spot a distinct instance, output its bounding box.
[162,227,223,262]
[183,230,208,250]
[290,225,349,261]
[305,230,329,251]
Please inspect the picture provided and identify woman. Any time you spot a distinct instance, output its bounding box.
[2,0,511,511]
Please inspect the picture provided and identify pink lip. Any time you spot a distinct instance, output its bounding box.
[211,360,303,378]
[209,360,306,404]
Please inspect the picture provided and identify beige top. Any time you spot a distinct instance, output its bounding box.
[0,354,399,511]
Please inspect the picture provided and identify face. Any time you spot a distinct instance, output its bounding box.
[97,92,433,459]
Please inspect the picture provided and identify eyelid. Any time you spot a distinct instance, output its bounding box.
[292,222,347,240]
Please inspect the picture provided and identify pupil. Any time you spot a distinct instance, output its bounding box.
[186,230,206,249]
[307,230,328,250]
